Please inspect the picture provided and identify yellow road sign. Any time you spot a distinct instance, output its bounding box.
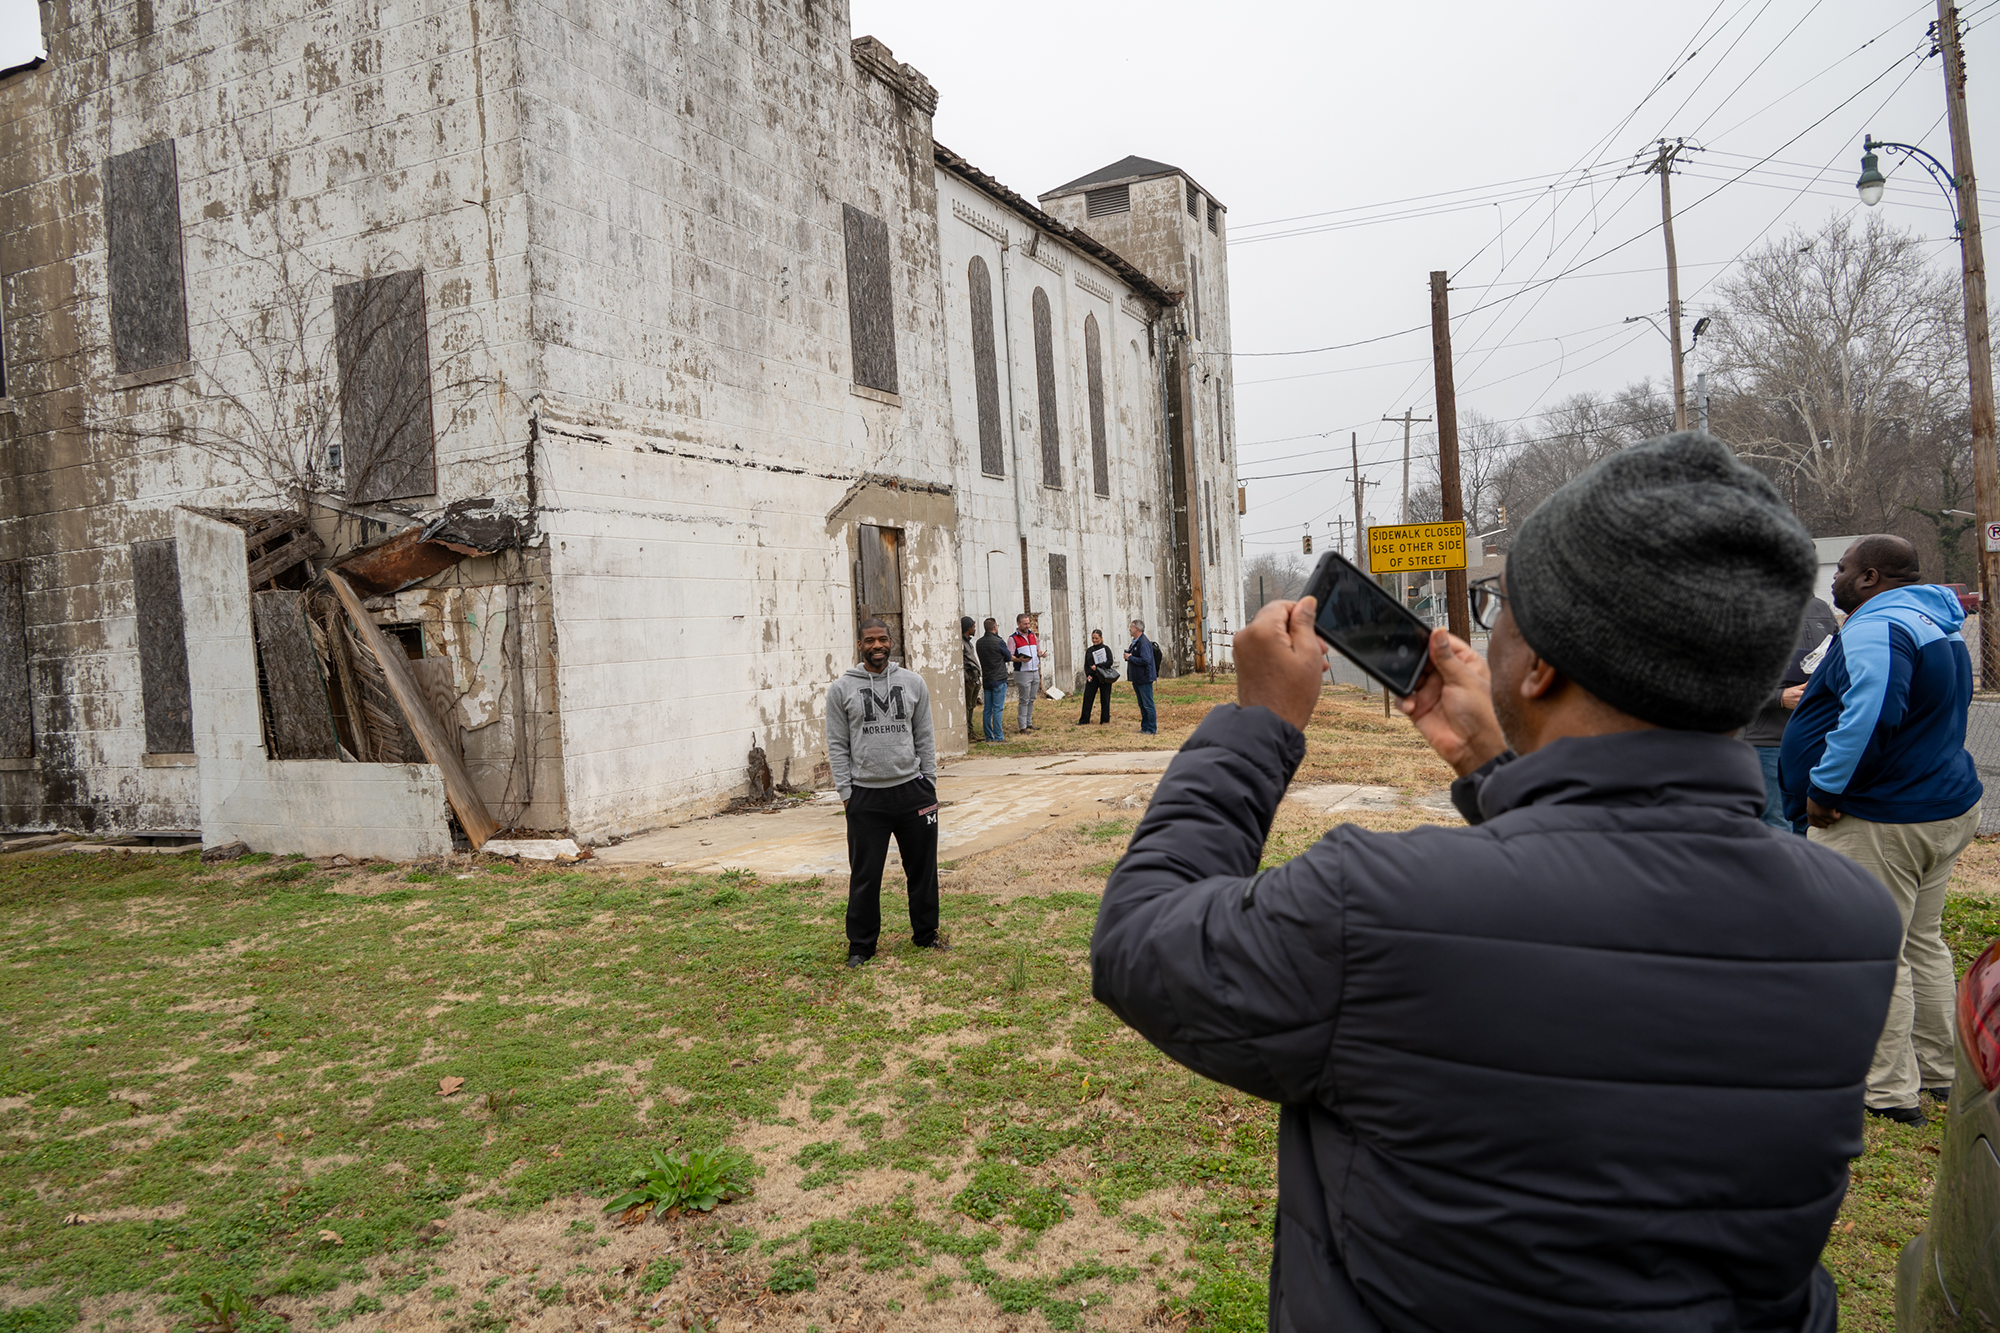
[1368,521,1467,574]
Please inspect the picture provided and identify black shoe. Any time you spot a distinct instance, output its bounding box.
[1925,1086,1952,1103]
[916,936,951,952]
[846,953,870,969]
[1866,1103,1928,1126]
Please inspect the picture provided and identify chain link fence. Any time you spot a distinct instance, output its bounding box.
[1967,700,2000,833]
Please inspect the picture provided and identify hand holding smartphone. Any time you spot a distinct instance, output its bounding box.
[1298,552,1435,697]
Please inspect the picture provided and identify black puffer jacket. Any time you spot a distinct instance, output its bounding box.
[1091,706,1899,1332]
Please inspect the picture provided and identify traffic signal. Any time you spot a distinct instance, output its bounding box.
[1302,533,1313,555]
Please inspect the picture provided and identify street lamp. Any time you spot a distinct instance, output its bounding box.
[1854,135,1963,231]
[1855,2,1997,692]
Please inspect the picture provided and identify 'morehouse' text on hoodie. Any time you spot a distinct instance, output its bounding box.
[825,662,935,802]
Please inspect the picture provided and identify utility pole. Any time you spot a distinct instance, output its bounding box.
[1940,0,2000,689]
[1384,409,1432,605]
[1648,139,1690,431]
[1696,371,1709,433]
[1430,271,1471,640]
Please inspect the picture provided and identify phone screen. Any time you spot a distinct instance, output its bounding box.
[1300,552,1434,696]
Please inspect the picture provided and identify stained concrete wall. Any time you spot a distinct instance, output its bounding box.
[1042,168,1244,666]
[0,0,537,835]
[514,15,963,839]
[936,169,1176,689]
[175,507,452,858]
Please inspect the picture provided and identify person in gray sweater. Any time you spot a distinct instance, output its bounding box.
[825,617,944,967]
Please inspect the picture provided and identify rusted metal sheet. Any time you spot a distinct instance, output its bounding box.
[331,501,525,596]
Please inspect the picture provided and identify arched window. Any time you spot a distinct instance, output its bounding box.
[968,257,1003,477]
[1084,313,1109,497]
[1032,288,1060,487]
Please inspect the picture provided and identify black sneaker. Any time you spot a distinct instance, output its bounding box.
[1866,1104,1928,1126]
[916,937,951,952]
[1925,1086,1952,1103]
[846,953,870,969]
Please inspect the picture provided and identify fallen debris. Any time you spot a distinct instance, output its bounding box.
[201,841,251,863]
[482,838,582,862]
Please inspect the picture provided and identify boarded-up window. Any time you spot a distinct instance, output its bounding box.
[132,539,193,753]
[1032,288,1060,487]
[969,256,1003,477]
[842,204,898,395]
[0,562,30,758]
[104,141,190,375]
[856,524,904,663]
[1189,254,1202,342]
[1084,313,1109,497]
[1047,553,1071,684]
[1216,379,1227,463]
[335,270,437,503]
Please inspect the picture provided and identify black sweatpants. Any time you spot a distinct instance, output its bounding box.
[1078,676,1113,723]
[844,777,940,958]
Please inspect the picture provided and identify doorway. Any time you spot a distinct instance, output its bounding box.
[856,524,904,663]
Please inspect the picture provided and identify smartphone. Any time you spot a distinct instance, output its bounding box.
[1298,551,1435,697]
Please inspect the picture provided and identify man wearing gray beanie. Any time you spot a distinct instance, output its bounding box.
[1092,433,1900,1332]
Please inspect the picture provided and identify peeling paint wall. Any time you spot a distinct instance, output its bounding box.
[1042,171,1244,667]
[0,0,537,836]
[936,171,1176,688]
[515,14,961,838]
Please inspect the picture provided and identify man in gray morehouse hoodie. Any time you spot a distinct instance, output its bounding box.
[826,617,943,968]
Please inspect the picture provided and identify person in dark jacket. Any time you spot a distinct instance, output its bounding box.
[1079,630,1117,724]
[975,618,1011,743]
[1125,619,1159,734]
[1742,596,1839,832]
[961,616,983,744]
[1091,434,1900,1333]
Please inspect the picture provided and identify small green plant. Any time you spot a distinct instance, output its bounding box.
[636,1258,684,1295]
[485,1087,523,1121]
[1005,951,1028,994]
[564,1219,594,1235]
[602,1146,753,1222]
[193,1288,251,1333]
[766,1257,817,1294]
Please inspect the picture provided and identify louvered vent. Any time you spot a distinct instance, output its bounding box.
[1185,181,1199,216]
[1085,185,1131,218]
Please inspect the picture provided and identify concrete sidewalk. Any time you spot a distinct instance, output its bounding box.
[594,749,1430,879]
[594,752,1172,877]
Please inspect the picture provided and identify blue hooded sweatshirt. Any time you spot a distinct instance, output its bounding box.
[1779,583,1982,825]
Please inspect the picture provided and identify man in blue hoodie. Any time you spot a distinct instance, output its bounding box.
[1782,534,1983,1125]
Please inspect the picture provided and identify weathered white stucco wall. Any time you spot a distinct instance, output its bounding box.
[0,0,537,834]
[513,10,964,837]
[936,171,1175,688]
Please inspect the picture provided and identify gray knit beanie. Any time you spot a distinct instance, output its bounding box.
[1505,431,1816,732]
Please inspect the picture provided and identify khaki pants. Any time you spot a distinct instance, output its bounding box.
[1812,807,1979,1109]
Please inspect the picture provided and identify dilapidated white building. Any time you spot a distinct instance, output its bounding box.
[0,0,1239,854]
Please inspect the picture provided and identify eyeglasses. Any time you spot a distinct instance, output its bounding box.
[1470,576,1509,632]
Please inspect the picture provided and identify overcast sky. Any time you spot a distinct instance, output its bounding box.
[857,0,2000,556]
[0,2,1989,557]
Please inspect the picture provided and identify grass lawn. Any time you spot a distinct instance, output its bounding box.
[0,677,1993,1332]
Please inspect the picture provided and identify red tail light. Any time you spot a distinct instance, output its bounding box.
[1957,938,2000,1091]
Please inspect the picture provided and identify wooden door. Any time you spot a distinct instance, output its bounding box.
[856,524,904,662]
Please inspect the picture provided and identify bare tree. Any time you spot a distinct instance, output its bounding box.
[91,223,511,516]
[1492,380,1674,542]
[1243,551,1309,613]
[1408,408,1513,536]
[1708,212,1964,533]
